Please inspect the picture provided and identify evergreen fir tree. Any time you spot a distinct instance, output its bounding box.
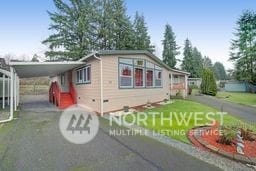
[202,56,213,69]
[192,47,203,77]
[230,10,256,84]
[181,39,194,76]
[133,12,154,52]
[43,0,98,61]
[162,24,179,68]
[200,68,217,96]
[213,62,227,80]
[111,0,135,50]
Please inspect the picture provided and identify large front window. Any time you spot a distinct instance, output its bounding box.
[119,58,162,88]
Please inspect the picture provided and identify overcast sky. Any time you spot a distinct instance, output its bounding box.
[0,0,255,69]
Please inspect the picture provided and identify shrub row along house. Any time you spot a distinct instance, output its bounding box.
[3,50,189,118]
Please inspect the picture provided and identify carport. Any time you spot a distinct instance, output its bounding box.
[0,61,84,123]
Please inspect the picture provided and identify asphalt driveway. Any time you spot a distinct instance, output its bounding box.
[188,94,256,122]
[0,103,221,171]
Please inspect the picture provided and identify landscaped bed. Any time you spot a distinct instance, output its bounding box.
[188,124,256,164]
[201,128,256,158]
[124,99,256,144]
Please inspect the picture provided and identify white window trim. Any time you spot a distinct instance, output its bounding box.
[76,69,83,84]
[118,57,163,89]
[83,66,91,83]
[146,69,154,87]
[134,67,145,88]
[119,64,133,88]
[76,65,91,84]
[155,70,162,87]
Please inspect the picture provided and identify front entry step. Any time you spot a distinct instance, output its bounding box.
[59,92,74,109]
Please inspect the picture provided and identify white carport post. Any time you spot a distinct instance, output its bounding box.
[10,67,14,120]
[184,74,188,98]
[7,76,10,106]
[17,75,20,105]
[2,74,5,109]
[14,73,17,111]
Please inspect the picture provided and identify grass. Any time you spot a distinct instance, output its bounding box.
[191,88,200,95]
[0,121,16,156]
[0,111,19,156]
[124,100,255,144]
[216,91,256,107]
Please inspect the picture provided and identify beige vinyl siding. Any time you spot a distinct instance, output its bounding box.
[72,59,101,112]
[101,54,170,112]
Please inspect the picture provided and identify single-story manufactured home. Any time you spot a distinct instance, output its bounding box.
[1,50,189,120]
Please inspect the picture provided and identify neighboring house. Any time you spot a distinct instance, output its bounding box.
[224,80,256,92]
[49,50,189,114]
[188,78,202,88]
[6,50,189,117]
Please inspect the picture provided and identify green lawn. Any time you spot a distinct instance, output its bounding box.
[216,91,256,107]
[0,121,16,156]
[0,111,18,156]
[124,100,255,144]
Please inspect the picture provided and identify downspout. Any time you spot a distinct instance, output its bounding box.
[93,54,104,116]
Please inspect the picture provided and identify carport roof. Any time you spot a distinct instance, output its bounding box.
[9,61,85,78]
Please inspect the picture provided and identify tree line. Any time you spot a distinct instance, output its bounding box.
[43,0,154,61]
[43,0,255,84]
[162,28,227,80]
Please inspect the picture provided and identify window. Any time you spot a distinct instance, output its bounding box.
[119,58,133,65]
[61,74,65,85]
[134,59,144,67]
[120,64,133,87]
[83,66,91,83]
[155,70,162,87]
[76,65,91,84]
[146,61,154,69]
[155,65,161,70]
[76,69,83,83]
[134,68,144,87]
[119,58,163,88]
[146,69,153,87]
[86,67,91,82]
[173,75,180,83]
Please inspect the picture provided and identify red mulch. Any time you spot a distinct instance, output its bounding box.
[201,128,256,158]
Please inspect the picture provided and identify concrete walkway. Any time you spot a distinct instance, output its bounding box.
[188,94,256,122]
[20,95,60,112]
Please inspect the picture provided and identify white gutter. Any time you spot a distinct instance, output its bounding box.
[93,54,104,116]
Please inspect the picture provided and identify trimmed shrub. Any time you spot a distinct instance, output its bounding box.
[217,126,236,145]
[200,68,217,96]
